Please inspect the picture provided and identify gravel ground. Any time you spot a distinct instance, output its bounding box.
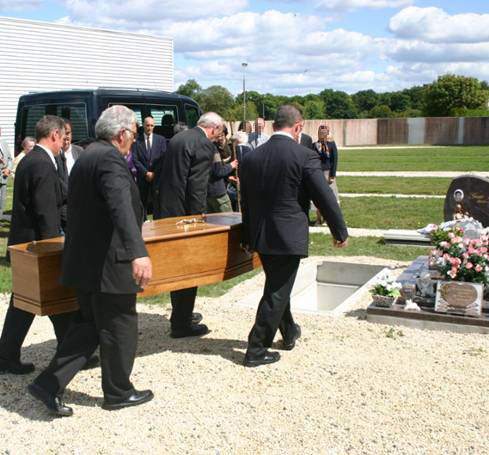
[1,256,489,455]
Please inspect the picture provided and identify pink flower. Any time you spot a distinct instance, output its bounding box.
[466,262,473,269]
[468,246,476,255]
[475,265,483,273]
[448,232,455,239]
[463,252,469,259]
[464,239,470,246]
[482,247,488,254]
[448,269,457,279]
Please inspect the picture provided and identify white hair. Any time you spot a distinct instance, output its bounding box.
[234,131,248,144]
[95,105,136,141]
[197,112,224,129]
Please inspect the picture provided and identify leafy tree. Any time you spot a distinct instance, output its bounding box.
[389,92,410,113]
[226,100,258,122]
[402,85,426,111]
[303,99,325,119]
[176,79,202,98]
[352,89,379,113]
[198,85,234,117]
[424,74,489,116]
[320,89,357,119]
[368,104,393,118]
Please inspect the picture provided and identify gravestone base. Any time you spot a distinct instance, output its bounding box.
[366,256,489,334]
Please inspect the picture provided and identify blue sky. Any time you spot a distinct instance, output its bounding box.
[2,0,489,95]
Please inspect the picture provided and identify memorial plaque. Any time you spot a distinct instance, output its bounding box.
[435,281,482,318]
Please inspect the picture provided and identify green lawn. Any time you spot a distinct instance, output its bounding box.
[322,196,444,229]
[337,176,452,195]
[338,146,489,172]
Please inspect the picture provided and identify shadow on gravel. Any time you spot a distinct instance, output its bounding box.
[137,312,248,366]
[344,308,367,320]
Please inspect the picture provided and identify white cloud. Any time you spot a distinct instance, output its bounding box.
[62,0,248,22]
[389,7,489,43]
[0,0,40,10]
[316,0,413,11]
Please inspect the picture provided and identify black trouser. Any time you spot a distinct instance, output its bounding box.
[34,291,137,401]
[170,287,197,330]
[0,295,73,362]
[246,254,300,357]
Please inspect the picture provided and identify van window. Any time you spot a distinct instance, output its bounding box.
[21,103,88,143]
[149,106,178,139]
[185,104,199,128]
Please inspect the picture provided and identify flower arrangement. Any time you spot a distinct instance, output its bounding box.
[370,273,402,298]
[428,224,489,284]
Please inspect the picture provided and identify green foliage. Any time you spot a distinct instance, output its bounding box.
[320,89,357,119]
[352,89,379,112]
[198,85,234,117]
[368,104,393,118]
[303,99,325,119]
[423,74,489,117]
[176,79,202,98]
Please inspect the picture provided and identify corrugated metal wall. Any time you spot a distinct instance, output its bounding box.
[0,16,173,150]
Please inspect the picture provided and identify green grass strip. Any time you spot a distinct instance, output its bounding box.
[337,176,452,195]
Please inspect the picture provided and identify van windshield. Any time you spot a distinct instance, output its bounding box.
[22,103,88,144]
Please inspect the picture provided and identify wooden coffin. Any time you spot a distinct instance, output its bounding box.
[8,212,260,316]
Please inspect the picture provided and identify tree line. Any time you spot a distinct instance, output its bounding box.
[177,74,489,121]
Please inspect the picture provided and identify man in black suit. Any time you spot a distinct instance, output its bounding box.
[132,115,166,217]
[240,105,349,367]
[28,105,153,416]
[157,112,224,338]
[299,120,314,150]
[0,115,75,375]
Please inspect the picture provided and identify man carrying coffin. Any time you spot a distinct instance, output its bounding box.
[157,112,224,338]
[0,116,74,375]
[28,105,153,416]
[240,105,349,367]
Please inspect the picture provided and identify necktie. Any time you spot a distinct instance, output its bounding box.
[146,135,151,152]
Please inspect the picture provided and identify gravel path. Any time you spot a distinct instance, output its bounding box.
[1,256,488,454]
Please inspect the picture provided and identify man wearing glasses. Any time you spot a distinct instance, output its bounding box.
[29,105,153,416]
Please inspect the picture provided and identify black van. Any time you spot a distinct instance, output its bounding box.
[14,88,201,153]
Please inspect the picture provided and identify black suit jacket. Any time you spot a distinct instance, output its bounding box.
[300,133,314,150]
[60,140,148,294]
[158,127,214,217]
[313,140,338,176]
[240,134,348,256]
[132,133,166,197]
[8,145,62,246]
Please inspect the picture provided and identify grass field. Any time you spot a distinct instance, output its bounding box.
[337,176,451,195]
[338,146,489,172]
[312,196,444,229]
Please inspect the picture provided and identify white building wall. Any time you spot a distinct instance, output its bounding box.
[0,16,173,150]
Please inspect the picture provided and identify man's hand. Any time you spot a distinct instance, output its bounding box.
[332,238,348,248]
[230,159,238,169]
[145,171,154,182]
[328,177,335,184]
[2,168,11,177]
[132,256,152,288]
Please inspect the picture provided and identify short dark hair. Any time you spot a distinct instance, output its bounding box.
[35,115,65,142]
[273,105,302,130]
[62,118,73,129]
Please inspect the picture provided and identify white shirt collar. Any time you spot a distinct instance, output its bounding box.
[272,131,294,140]
[37,144,57,170]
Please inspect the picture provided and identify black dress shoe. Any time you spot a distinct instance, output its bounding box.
[28,383,73,417]
[0,358,35,375]
[280,324,301,351]
[191,312,203,325]
[82,354,99,370]
[170,323,209,338]
[243,350,280,367]
[102,389,154,411]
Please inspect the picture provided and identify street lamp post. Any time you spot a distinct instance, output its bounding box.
[242,62,248,122]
